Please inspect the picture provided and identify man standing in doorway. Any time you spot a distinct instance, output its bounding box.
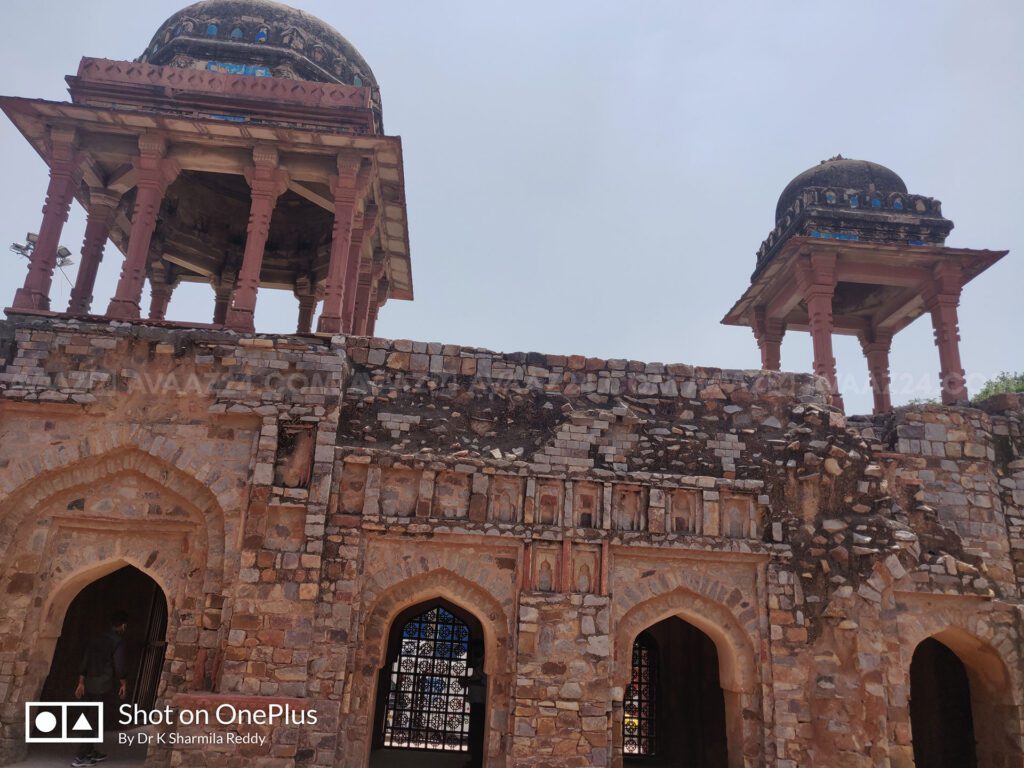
[71,610,129,767]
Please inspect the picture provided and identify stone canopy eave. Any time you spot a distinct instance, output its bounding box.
[721,237,1007,336]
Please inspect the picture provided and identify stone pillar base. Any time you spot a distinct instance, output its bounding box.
[316,313,343,334]
[225,307,256,334]
[11,287,49,312]
[105,296,141,320]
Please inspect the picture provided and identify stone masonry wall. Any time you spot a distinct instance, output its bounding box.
[0,316,1021,767]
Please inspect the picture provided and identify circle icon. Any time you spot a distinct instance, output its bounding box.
[33,710,58,733]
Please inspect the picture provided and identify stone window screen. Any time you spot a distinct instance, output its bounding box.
[379,604,476,751]
[624,633,658,756]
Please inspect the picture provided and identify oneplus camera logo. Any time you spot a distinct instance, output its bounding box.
[25,702,103,743]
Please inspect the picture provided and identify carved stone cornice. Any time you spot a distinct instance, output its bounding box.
[73,58,371,111]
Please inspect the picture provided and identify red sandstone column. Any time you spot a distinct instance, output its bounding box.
[752,306,785,371]
[859,328,893,414]
[212,286,231,325]
[351,278,373,337]
[797,253,843,410]
[106,135,179,320]
[148,282,176,321]
[365,277,389,337]
[225,146,288,332]
[211,268,237,325]
[365,301,380,337]
[316,156,364,334]
[12,126,82,311]
[347,206,380,334]
[364,282,380,338]
[296,294,317,334]
[924,264,968,404]
[146,257,174,321]
[67,189,120,314]
[339,214,368,333]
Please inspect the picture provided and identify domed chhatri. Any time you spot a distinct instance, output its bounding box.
[775,156,908,224]
[2,0,413,336]
[724,155,1006,413]
[141,0,382,123]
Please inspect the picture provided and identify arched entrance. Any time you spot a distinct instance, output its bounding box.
[622,618,729,768]
[624,617,728,767]
[0,446,228,764]
[371,599,486,768]
[41,565,168,710]
[910,637,978,768]
[23,565,168,765]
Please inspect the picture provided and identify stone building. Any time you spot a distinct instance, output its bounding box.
[0,2,1021,767]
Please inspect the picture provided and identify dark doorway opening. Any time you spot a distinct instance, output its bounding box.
[41,565,168,712]
[371,599,485,768]
[910,637,978,768]
[625,617,728,767]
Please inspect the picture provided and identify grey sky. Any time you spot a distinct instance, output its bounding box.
[1,0,1021,415]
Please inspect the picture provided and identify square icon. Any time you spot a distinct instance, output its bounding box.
[24,702,103,743]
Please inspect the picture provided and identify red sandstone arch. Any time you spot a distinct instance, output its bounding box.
[612,587,763,768]
[0,429,243,530]
[343,568,514,768]
[897,606,1022,706]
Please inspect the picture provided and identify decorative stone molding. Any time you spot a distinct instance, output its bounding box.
[75,57,370,110]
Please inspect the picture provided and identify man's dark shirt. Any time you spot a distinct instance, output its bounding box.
[79,629,126,696]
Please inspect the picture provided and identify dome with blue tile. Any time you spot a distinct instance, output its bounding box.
[775,156,908,223]
[141,0,381,118]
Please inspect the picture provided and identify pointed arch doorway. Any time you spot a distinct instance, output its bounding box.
[909,637,978,768]
[371,599,486,767]
[906,627,1024,768]
[624,616,729,767]
[41,565,168,710]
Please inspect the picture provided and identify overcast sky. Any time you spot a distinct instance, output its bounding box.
[1,0,1021,414]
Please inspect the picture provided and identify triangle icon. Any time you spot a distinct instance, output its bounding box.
[72,713,93,731]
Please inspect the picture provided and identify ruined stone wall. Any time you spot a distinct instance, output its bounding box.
[0,317,1021,767]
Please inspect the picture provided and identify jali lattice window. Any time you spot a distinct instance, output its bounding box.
[381,605,472,751]
[624,634,657,755]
